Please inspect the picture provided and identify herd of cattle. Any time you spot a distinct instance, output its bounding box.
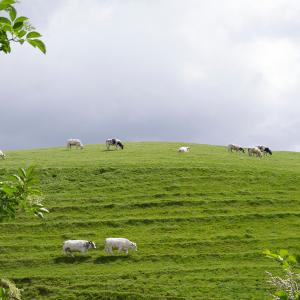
[0,139,273,160]
[0,139,272,257]
[61,141,271,256]
[177,144,272,157]
[65,140,273,158]
[227,144,272,157]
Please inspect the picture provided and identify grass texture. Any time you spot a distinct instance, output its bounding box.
[0,142,299,299]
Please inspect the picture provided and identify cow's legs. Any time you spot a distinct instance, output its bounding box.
[105,246,114,255]
[64,248,74,257]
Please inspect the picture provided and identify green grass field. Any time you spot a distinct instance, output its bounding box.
[1,142,299,299]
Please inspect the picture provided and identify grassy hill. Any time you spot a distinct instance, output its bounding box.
[1,142,299,299]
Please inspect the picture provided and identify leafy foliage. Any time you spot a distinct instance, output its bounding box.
[0,166,49,221]
[0,279,21,300]
[0,167,48,299]
[0,0,46,53]
[264,249,300,300]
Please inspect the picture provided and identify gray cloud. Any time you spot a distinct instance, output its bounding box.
[0,0,300,150]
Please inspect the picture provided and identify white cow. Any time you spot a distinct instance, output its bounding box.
[0,150,5,159]
[178,146,190,153]
[67,139,84,150]
[63,240,96,256]
[248,147,262,157]
[104,238,137,255]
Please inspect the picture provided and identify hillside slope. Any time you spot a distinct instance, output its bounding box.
[1,142,300,299]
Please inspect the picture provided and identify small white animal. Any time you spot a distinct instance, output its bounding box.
[247,147,262,158]
[66,139,84,150]
[0,150,5,159]
[63,240,96,256]
[178,146,190,153]
[104,238,137,255]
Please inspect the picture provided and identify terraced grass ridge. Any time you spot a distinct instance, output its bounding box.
[1,142,300,299]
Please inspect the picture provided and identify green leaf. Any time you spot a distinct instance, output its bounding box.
[7,175,17,181]
[282,261,289,268]
[18,167,26,179]
[27,38,46,54]
[14,16,28,23]
[0,0,16,5]
[262,249,271,255]
[35,211,44,218]
[8,5,16,21]
[279,249,289,258]
[13,21,23,30]
[16,30,26,38]
[0,42,11,53]
[1,185,15,196]
[18,38,24,44]
[0,287,8,300]
[0,16,11,25]
[287,255,297,265]
[27,39,36,48]
[0,0,16,10]
[1,24,12,32]
[275,291,288,300]
[26,31,42,39]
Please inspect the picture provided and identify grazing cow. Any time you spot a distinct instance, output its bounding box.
[106,138,124,150]
[63,240,96,256]
[67,139,83,150]
[178,146,190,153]
[227,144,245,153]
[104,238,137,255]
[257,146,272,156]
[0,150,5,159]
[248,147,262,157]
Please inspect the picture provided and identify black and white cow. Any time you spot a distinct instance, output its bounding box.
[227,144,245,153]
[63,240,96,256]
[257,146,272,156]
[106,138,124,150]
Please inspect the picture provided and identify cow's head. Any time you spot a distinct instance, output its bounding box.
[265,148,272,155]
[117,142,124,149]
[130,242,137,251]
[239,147,245,153]
[87,241,96,249]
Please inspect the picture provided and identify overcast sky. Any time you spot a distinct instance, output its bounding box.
[1,0,300,151]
